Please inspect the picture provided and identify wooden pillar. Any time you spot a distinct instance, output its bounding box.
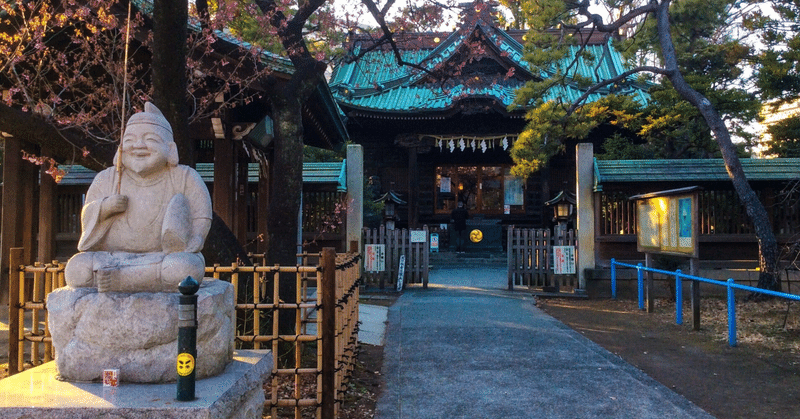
[1,138,23,304]
[21,156,37,265]
[8,247,23,375]
[235,153,249,246]
[38,152,57,264]
[407,147,418,228]
[320,247,336,419]
[213,137,235,229]
[645,252,655,313]
[691,257,701,331]
[257,166,270,255]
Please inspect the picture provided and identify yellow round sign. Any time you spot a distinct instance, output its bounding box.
[469,229,483,243]
[176,353,195,377]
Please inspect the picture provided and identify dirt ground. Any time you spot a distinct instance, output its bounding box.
[537,297,800,419]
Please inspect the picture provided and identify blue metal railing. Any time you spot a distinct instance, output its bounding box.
[610,258,800,347]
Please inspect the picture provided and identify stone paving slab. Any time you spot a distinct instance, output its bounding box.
[0,350,271,419]
[359,304,389,346]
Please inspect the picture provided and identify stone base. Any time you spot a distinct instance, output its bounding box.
[47,278,235,383]
[0,350,270,419]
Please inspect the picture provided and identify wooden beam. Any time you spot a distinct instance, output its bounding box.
[38,153,57,263]
[0,104,114,171]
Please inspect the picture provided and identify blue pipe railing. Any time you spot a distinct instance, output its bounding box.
[610,258,800,347]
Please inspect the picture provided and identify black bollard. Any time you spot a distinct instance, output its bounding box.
[176,276,200,401]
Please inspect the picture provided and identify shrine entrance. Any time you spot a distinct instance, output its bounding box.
[434,165,525,216]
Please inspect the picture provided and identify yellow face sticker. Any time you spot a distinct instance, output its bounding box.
[469,229,483,243]
[176,353,195,377]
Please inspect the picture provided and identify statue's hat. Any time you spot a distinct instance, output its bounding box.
[126,102,173,136]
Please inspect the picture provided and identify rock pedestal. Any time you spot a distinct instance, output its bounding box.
[47,279,234,383]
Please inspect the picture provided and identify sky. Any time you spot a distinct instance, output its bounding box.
[332,0,470,32]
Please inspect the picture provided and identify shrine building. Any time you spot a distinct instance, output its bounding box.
[329,0,648,249]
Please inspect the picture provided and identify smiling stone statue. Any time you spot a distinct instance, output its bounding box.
[49,103,233,383]
[64,102,212,293]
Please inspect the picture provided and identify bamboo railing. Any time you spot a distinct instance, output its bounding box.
[6,248,65,376]
[7,248,361,419]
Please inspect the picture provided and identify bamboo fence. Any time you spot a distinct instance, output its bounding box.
[7,247,361,419]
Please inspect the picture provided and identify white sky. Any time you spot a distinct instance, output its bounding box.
[331,0,470,32]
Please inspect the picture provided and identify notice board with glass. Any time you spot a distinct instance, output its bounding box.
[634,187,699,258]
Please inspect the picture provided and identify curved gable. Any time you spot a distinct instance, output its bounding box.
[330,0,648,116]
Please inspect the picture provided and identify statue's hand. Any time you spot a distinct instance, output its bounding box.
[100,195,128,219]
[96,269,113,293]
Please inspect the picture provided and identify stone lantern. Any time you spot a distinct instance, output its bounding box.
[374,191,406,230]
[545,190,576,236]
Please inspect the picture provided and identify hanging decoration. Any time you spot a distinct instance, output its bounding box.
[426,134,518,153]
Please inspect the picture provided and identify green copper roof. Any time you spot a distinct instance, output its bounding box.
[330,4,648,115]
[594,158,800,191]
[59,162,347,191]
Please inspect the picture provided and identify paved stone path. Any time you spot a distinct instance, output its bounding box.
[374,267,714,419]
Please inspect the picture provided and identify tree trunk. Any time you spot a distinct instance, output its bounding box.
[151,0,192,166]
[656,0,780,291]
[264,93,305,363]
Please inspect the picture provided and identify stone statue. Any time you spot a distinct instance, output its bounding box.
[50,103,232,384]
[64,102,212,293]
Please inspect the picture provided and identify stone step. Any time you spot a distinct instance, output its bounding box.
[429,251,507,269]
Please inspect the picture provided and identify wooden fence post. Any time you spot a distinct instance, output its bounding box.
[691,257,701,331]
[321,247,336,419]
[507,226,514,290]
[8,247,23,375]
[646,253,655,313]
[423,225,429,288]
